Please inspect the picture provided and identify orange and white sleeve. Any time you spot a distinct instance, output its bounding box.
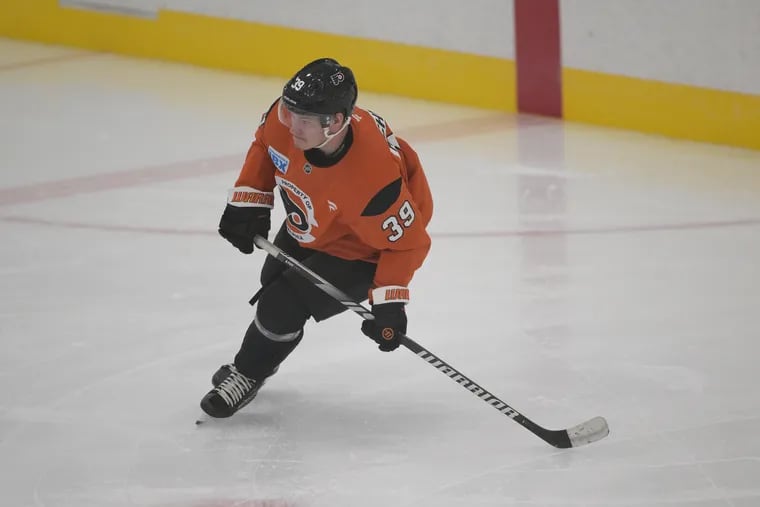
[229,113,277,209]
[350,176,432,304]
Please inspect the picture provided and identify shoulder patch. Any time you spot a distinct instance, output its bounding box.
[268,146,289,174]
[361,178,402,216]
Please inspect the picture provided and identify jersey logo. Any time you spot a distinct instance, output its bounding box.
[268,146,290,174]
[276,175,318,243]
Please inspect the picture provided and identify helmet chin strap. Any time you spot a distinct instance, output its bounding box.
[314,116,351,150]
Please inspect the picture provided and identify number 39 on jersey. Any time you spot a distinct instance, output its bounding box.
[382,200,416,242]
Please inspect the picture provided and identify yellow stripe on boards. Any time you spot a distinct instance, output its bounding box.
[6,1,756,150]
[0,0,515,111]
[563,67,760,151]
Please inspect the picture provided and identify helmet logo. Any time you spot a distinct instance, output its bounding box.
[329,72,345,86]
[291,77,305,91]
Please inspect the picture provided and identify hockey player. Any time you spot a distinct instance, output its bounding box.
[200,58,434,418]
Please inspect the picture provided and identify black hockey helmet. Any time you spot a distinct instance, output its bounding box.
[281,58,357,121]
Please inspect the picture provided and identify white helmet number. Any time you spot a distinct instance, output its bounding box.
[291,77,305,91]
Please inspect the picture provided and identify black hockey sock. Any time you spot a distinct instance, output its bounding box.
[234,318,303,381]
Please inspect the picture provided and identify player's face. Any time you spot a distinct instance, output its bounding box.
[288,114,328,150]
[278,102,331,150]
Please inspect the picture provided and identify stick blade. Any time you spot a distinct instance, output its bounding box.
[567,416,609,447]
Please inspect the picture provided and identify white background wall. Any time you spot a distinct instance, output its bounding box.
[175,0,516,59]
[65,0,760,94]
[65,0,516,59]
[560,0,760,95]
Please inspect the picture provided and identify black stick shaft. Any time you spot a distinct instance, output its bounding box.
[253,235,573,448]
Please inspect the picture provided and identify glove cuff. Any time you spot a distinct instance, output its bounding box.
[369,285,410,305]
[227,186,275,208]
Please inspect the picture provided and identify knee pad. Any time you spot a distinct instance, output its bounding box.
[252,314,301,342]
[235,318,303,380]
[255,277,310,336]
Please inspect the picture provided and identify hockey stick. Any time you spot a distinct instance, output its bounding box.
[253,236,609,448]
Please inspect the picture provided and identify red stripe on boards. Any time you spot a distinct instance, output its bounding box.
[514,0,562,117]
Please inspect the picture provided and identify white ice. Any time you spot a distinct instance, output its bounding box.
[2,38,760,507]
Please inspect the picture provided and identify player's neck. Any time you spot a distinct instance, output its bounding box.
[317,127,349,156]
[304,125,353,168]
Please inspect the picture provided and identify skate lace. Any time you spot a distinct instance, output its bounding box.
[216,371,255,406]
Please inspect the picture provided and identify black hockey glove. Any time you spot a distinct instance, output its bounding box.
[361,302,406,352]
[218,204,271,254]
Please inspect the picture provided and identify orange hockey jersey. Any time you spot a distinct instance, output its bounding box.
[230,101,433,294]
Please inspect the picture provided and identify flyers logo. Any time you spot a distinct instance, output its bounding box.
[330,71,345,86]
[275,176,318,243]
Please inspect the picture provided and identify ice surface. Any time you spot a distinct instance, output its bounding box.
[2,38,760,507]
